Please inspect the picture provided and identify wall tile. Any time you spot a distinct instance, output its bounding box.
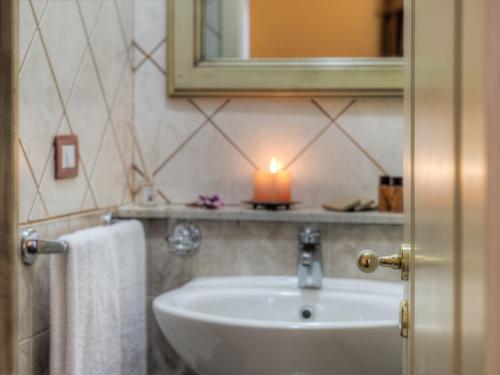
[214,99,330,170]
[18,339,32,375]
[38,120,88,218]
[65,49,109,170]
[78,0,104,36]
[155,125,255,204]
[19,32,63,184]
[134,0,166,52]
[19,144,37,223]
[90,125,129,208]
[337,98,404,176]
[134,60,205,175]
[18,262,32,342]
[29,194,48,222]
[90,0,129,104]
[148,220,196,296]
[32,331,50,375]
[288,125,383,207]
[19,0,36,68]
[313,98,355,119]
[39,0,88,101]
[30,0,49,23]
[324,224,403,281]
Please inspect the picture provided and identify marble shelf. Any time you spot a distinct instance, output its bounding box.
[118,204,404,226]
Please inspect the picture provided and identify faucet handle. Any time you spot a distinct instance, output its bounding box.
[299,227,321,245]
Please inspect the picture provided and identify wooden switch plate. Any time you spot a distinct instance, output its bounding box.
[54,135,79,179]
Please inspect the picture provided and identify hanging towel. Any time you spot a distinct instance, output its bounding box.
[50,220,147,375]
[110,220,147,375]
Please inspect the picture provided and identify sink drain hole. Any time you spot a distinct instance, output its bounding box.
[299,306,315,321]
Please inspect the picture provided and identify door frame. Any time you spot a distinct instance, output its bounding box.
[0,0,18,373]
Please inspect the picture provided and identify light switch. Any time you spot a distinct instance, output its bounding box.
[54,135,79,179]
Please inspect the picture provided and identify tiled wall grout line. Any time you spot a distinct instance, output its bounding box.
[152,98,232,176]
[133,42,166,75]
[112,0,135,69]
[312,99,390,175]
[152,122,208,178]
[187,98,260,170]
[283,99,357,171]
[133,39,167,74]
[76,0,105,43]
[18,205,123,228]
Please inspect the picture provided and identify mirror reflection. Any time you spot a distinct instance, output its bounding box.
[202,0,404,60]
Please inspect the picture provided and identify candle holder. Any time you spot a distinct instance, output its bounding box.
[244,200,299,211]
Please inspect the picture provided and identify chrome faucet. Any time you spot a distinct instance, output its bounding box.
[297,227,323,289]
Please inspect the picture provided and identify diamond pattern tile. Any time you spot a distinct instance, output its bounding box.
[150,41,166,72]
[313,98,356,119]
[214,99,330,170]
[19,143,38,223]
[19,32,64,184]
[30,0,49,23]
[114,0,135,48]
[90,125,129,208]
[78,0,104,37]
[90,0,129,104]
[111,68,134,169]
[191,97,229,118]
[19,0,134,223]
[39,0,88,101]
[19,0,37,68]
[134,0,166,53]
[65,49,109,171]
[81,188,97,211]
[336,98,404,176]
[135,60,205,175]
[288,125,383,207]
[38,119,88,217]
[29,193,48,222]
[155,125,255,204]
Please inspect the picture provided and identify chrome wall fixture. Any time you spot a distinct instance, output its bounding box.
[20,228,69,266]
[20,212,118,266]
[166,222,202,256]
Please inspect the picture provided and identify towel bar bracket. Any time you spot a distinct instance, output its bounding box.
[21,228,69,266]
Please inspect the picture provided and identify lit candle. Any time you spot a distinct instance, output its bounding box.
[252,158,292,203]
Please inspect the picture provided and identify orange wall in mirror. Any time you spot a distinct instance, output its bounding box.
[249,0,383,58]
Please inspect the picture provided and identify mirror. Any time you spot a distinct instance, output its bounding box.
[202,0,403,60]
[168,0,404,96]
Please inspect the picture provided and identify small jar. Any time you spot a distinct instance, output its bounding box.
[390,177,404,213]
[138,182,158,207]
[378,175,393,212]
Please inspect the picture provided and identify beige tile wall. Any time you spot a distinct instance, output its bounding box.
[133,0,404,207]
[17,0,134,373]
[19,0,134,225]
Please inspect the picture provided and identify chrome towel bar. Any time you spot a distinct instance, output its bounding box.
[21,228,68,265]
[21,212,117,266]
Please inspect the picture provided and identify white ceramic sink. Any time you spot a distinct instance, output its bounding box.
[153,277,403,375]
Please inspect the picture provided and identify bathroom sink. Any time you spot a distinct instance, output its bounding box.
[153,277,403,375]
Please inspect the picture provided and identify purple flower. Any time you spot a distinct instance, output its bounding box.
[198,194,224,209]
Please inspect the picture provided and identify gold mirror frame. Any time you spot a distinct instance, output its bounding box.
[168,0,404,97]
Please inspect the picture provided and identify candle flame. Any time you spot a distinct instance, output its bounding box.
[269,158,281,174]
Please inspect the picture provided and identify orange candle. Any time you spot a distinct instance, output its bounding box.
[252,158,292,203]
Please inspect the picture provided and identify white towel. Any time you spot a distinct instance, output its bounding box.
[110,220,147,375]
[50,220,147,375]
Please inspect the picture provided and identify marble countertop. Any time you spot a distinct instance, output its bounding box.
[117,204,404,225]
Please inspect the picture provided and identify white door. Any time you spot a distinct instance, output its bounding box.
[359,0,497,374]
